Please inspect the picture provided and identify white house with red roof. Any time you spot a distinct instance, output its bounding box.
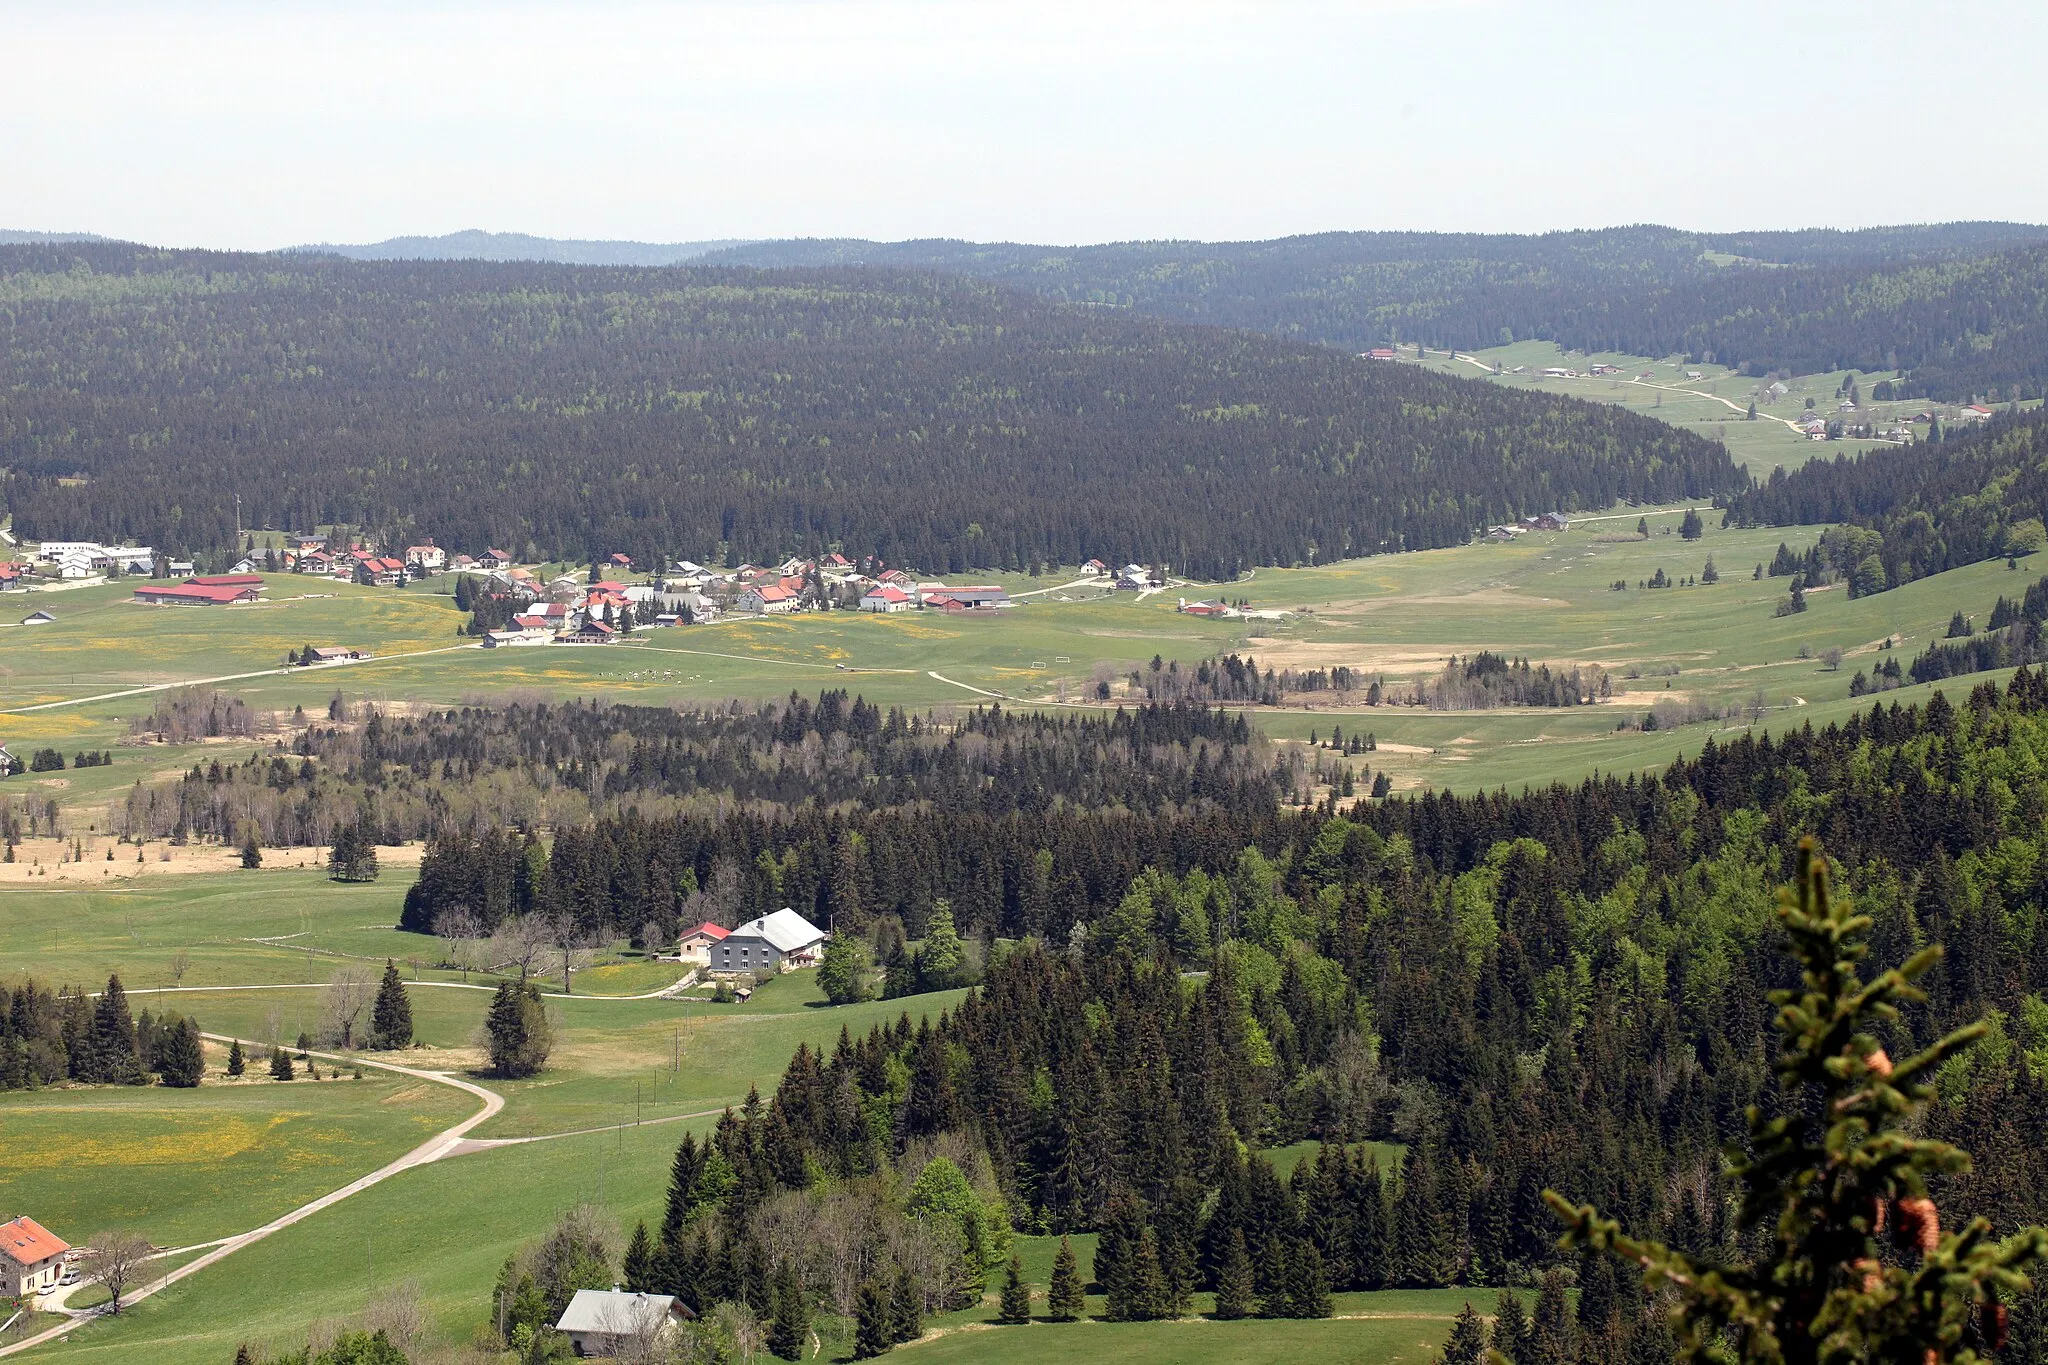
[0,1216,70,1298]
[860,584,912,613]
[677,921,730,963]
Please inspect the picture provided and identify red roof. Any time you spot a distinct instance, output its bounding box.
[680,921,730,942]
[864,585,910,603]
[753,585,795,602]
[135,583,258,604]
[609,553,633,565]
[0,1216,69,1267]
[187,574,264,587]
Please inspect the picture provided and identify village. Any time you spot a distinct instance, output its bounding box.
[0,532,1205,647]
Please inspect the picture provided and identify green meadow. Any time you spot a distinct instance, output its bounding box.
[0,1073,472,1248]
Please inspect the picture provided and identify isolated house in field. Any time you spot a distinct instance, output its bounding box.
[304,646,365,663]
[132,582,260,606]
[677,921,730,963]
[922,585,1009,612]
[1528,512,1570,532]
[555,1290,694,1358]
[711,909,828,975]
[1080,558,1108,576]
[19,610,57,625]
[0,1216,70,1298]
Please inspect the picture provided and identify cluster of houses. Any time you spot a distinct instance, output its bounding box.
[1485,511,1572,542]
[0,542,196,588]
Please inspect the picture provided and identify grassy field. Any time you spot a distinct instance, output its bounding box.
[0,1071,473,1248]
[1406,339,1929,477]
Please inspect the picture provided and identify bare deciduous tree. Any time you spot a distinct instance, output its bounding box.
[491,913,557,980]
[434,906,485,979]
[1820,646,1845,671]
[82,1230,154,1314]
[320,964,375,1049]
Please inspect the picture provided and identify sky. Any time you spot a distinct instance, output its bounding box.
[6,0,2047,251]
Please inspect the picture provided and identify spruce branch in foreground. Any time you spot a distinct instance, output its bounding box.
[1546,837,2048,1365]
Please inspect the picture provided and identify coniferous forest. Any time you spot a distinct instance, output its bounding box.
[711,223,2048,402]
[1726,407,2048,593]
[0,242,1742,572]
[590,671,2048,1358]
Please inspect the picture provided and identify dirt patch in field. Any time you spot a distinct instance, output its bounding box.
[0,836,425,882]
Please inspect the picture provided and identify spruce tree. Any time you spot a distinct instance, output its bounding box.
[1525,1268,1575,1365]
[371,959,413,1048]
[1258,1240,1294,1319]
[156,1015,204,1087]
[622,1221,654,1294]
[270,1044,295,1080]
[227,1037,246,1077]
[997,1253,1031,1324]
[240,827,261,869]
[1296,1240,1334,1319]
[1440,1302,1488,1365]
[1047,1235,1085,1321]
[1489,1288,1531,1364]
[1128,1223,1171,1320]
[767,1260,808,1361]
[91,974,145,1084]
[1212,1228,1254,1320]
[1548,837,2048,1365]
[853,1280,893,1358]
[888,1265,922,1344]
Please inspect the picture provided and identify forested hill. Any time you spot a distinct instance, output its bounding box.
[709,223,2048,403]
[0,242,1741,573]
[1725,406,2048,592]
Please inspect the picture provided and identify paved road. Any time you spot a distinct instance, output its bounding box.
[0,1044,502,1360]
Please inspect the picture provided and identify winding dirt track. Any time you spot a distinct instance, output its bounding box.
[0,1041,502,1359]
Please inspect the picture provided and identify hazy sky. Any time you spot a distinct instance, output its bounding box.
[7,0,2046,250]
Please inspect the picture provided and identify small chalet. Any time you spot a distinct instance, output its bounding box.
[555,1290,693,1358]
[0,564,25,590]
[860,584,912,613]
[476,549,511,569]
[1365,347,1398,360]
[483,628,550,647]
[20,609,55,625]
[296,550,335,574]
[1180,598,1230,618]
[0,1216,70,1299]
[1080,558,1108,576]
[678,921,730,963]
[607,552,634,570]
[305,646,365,663]
[823,552,852,570]
[561,619,616,644]
[711,909,828,975]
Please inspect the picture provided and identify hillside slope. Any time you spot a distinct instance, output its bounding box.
[0,243,1745,574]
[286,228,751,266]
[710,223,2048,403]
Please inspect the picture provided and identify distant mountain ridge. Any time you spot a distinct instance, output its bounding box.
[285,228,753,266]
[0,229,113,245]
